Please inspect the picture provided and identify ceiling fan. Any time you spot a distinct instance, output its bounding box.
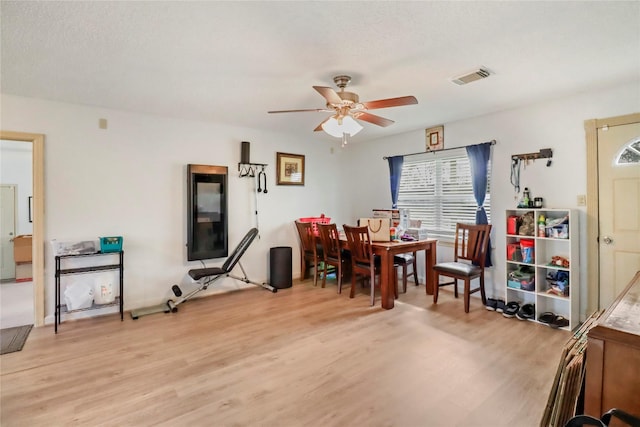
[268,75,418,139]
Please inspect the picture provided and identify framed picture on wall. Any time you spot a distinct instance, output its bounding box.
[425,125,444,151]
[276,152,305,185]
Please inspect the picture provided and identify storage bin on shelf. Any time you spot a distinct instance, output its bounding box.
[520,239,535,263]
[507,215,519,235]
[508,265,535,291]
[507,243,522,261]
[100,236,123,253]
[298,214,331,236]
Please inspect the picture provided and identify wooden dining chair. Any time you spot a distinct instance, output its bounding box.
[342,224,383,306]
[394,252,419,293]
[433,223,492,313]
[294,220,323,287]
[316,223,349,293]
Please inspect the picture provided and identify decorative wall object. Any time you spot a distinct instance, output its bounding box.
[425,125,444,151]
[276,152,305,185]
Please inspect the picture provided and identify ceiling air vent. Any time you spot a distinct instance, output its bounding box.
[451,67,492,85]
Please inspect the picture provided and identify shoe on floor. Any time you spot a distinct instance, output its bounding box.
[516,303,535,320]
[538,311,557,324]
[502,301,520,318]
[485,298,498,311]
[550,315,569,329]
[495,299,506,313]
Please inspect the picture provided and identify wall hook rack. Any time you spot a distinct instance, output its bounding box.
[238,162,267,178]
[512,148,553,166]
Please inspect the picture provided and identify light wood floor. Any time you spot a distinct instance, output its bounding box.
[0,277,569,427]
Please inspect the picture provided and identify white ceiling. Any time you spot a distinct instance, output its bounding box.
[2,1,639,143]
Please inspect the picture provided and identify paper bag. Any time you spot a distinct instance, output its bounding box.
[359,217,391,242]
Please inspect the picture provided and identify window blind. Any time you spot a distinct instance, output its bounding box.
[397,148,491,241]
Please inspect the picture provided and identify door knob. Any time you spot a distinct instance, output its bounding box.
[602,236,613,245]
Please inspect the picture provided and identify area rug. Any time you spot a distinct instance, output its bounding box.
[0,324,33,355]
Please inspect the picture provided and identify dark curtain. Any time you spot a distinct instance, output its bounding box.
[387,156,404,208]
[466,142,493,267]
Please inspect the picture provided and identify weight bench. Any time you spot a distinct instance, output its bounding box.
[131,228,276,319]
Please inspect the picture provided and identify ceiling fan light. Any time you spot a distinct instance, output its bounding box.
[321,116,363,138]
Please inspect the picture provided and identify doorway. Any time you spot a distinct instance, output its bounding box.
[585,113,640,312]
[0,131,45,327]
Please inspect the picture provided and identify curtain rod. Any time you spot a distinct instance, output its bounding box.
[382,139,496,160]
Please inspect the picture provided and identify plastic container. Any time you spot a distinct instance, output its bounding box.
[520,239,535,263]
[509,266,535,291]
[538,214,546,237]
[100,236,123,253]
[507,216,519,235]
[507,243,522,261]
[298,214,331,236]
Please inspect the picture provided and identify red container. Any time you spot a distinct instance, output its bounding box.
[507,216,519,235]
[507,243,522,261]
[520,239,534,247]
[520,239,535,263]
[298,214,331,236]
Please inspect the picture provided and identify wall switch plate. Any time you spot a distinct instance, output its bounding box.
[577,194,586,206]
[99,118,108,129]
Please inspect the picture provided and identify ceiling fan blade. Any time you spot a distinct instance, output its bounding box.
[313,86,343,105]
[354,112,395,127]
[268,108,331,114]
[361,96,418,110]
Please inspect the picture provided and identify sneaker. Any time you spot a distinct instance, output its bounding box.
[485,298,498,311]
[516,303,535,320]
[495,299,506,313]
[502,301,520,318]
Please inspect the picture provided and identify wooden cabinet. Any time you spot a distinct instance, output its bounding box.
[585,271,640,421]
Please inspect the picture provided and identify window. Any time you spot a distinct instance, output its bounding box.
[615,138,640,165]
[397,148,491,241]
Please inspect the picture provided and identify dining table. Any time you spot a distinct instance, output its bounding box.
[340,236,438,309]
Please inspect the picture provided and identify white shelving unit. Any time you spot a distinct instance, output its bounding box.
[505,208,579,330]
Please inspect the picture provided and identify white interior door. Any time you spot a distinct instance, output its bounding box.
[1,185,17,280]
[597,122,640,308]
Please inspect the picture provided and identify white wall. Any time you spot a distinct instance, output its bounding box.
[342,81,640,319]
[0,94,352,320]
[0,140,33,235]
[2,80,638,322]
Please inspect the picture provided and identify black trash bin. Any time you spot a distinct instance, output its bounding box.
[270,246,292,289]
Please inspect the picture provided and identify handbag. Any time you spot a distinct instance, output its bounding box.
[359,217,391,242]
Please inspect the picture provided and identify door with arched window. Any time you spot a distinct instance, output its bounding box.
[597,122,640,308]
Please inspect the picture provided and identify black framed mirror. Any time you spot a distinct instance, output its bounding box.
[187,164,228,261]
